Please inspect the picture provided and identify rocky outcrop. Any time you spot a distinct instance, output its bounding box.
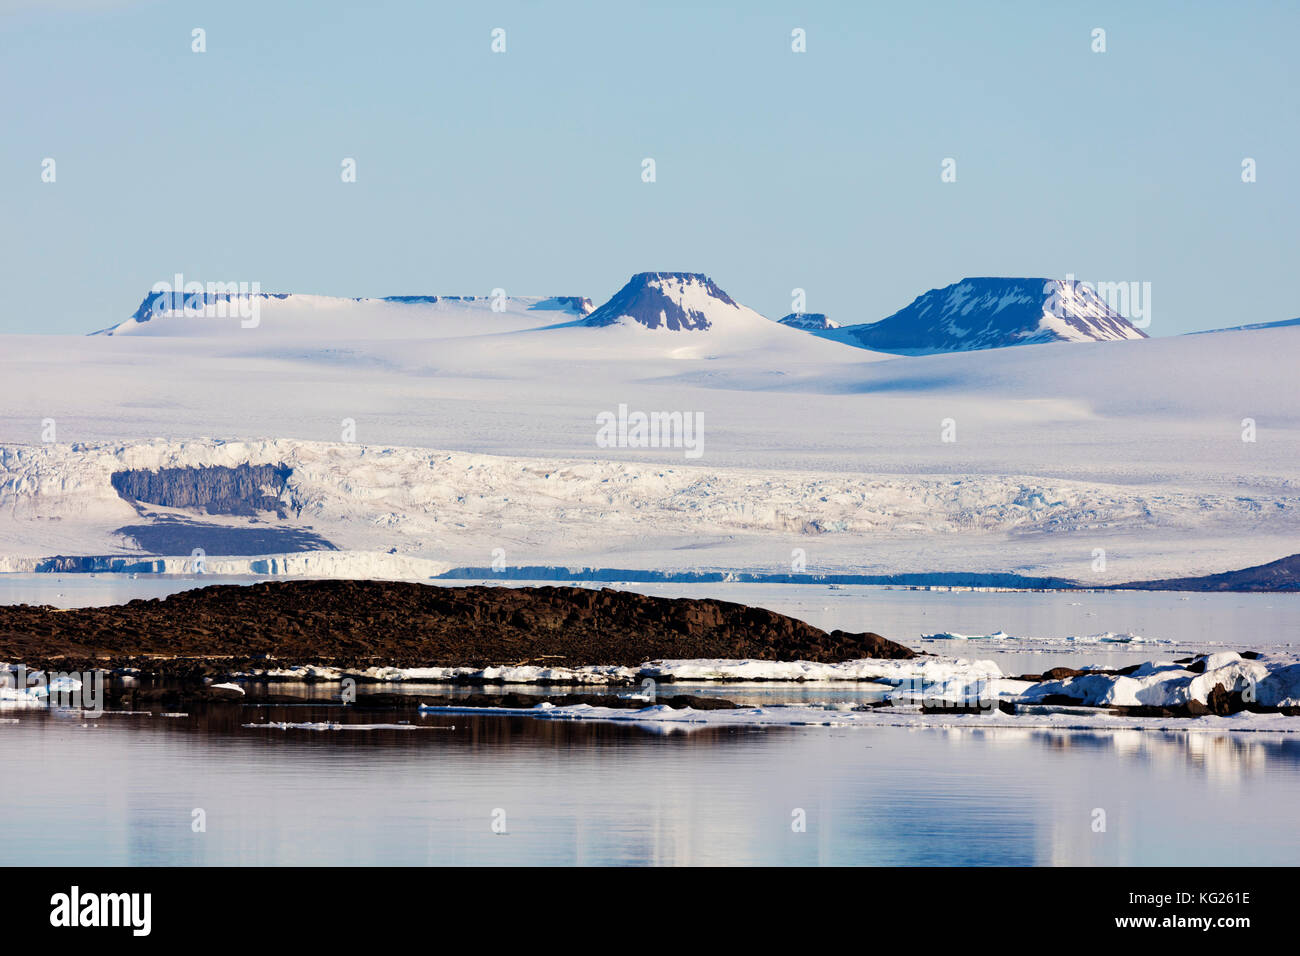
[111,463,292,517]
[0,580,914,674]
[777,312,838,331]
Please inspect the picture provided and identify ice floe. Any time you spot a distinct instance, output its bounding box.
[0,669,84,707]
[921,630,1169,645]
[1020,651,1300,709]
[243,721,449,732]
[234,655,1003,688]
[922,631,1012,641]
[415,701,1300,734]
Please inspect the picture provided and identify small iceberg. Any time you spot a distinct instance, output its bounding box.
[921,631,1012,642]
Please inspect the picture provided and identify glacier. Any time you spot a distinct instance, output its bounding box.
[0,275,1296,581]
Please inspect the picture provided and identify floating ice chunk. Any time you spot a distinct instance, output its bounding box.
[44,675,84,694]
[637,657,1002,684]
[415,701,1300,733]
[0,672,83,706]
[921,631,1011,641]
[240,657,1002,686]
[0,687,45,707]
[357,663,636,684]
[243,721,432,731]
[1067,632,1169,645]
[888,675,1000,707]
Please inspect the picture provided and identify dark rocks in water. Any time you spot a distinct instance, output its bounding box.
[1204,684,1240,716]
[105,686,740,713]
[1015,666,1093,682]
[920,702,996,715]
[0,580,914,675]
[111,462,293,517]
[1175,652,1263,669]
[1113,683,1248,719]
[1114,553,1300,592]
[1032,693,1087,707]
[1027,684,1264,719]
[110,683,244,708]
[1013,664,1137,682]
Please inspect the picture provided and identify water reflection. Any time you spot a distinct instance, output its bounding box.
[939,724,1300,779]
[21,695,1300,779]
[5,702,1300,865]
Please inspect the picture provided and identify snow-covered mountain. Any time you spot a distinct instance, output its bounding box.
[94,292,593,337]
[96,274,1156,358]
[1,275,1298,580]
[820,278,1148,354]
[777,312,839,331]
[582,272,774,332]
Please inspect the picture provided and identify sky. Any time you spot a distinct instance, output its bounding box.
[2,0,1297,336]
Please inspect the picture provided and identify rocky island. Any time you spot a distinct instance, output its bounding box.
[0,579,914,679]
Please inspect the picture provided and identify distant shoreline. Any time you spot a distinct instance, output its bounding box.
[6,554,1300,593]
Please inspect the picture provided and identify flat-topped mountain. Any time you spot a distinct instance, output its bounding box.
[824,277,1148,354]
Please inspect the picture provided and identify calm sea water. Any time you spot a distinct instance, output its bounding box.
[3,575,1299,866]
[4,707,1300,866]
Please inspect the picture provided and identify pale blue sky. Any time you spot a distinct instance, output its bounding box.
[2,0,1296,335]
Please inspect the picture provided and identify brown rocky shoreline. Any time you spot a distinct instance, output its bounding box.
[0,579,914,679]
